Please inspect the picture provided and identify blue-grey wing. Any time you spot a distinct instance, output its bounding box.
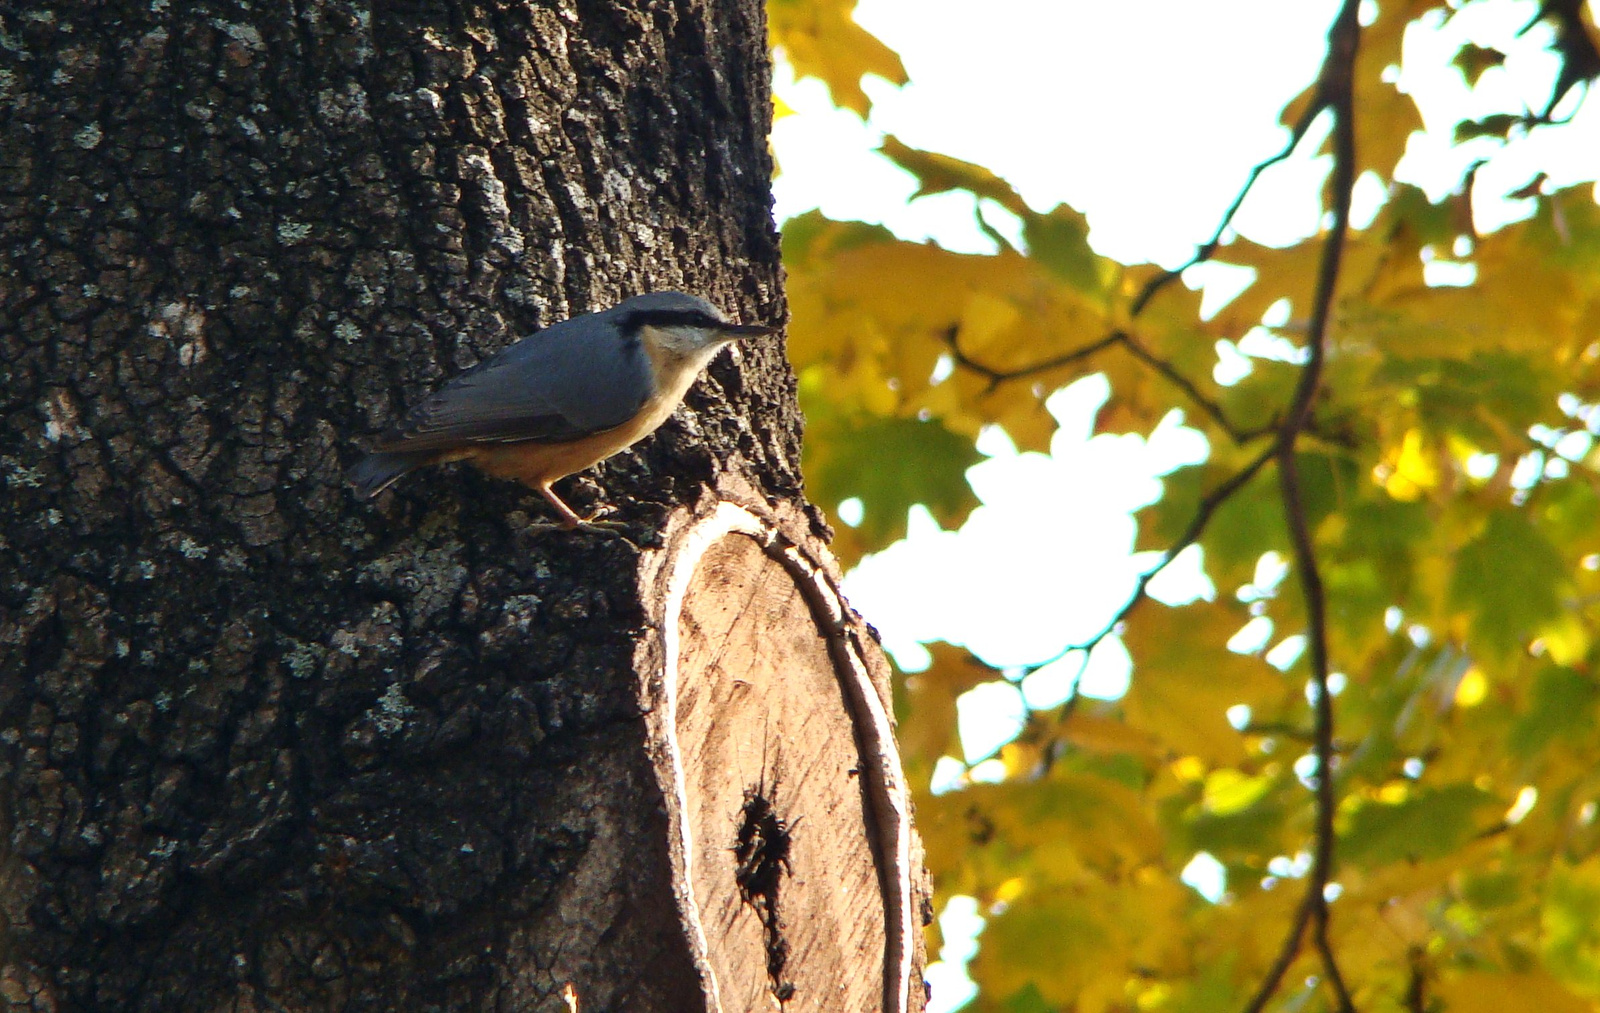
[374,320,653,453]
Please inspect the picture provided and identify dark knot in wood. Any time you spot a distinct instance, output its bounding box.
[734,786,795,1002]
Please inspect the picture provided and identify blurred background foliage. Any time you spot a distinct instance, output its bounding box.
[768,0,1600,1011]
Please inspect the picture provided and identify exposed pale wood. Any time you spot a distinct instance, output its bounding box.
[642,494,924,1012]
[677,534,885,1012]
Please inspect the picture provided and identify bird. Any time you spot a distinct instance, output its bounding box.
[348,291,779,528]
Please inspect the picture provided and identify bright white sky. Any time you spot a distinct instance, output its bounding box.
[768,2,1599,1008]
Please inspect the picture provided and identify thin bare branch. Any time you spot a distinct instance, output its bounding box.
[1404,949,1427,1013]
[1242,896,1314,1013]
[944,326,1268,445]
[1239,721,1323,744]
[1117,331,1277,443]
[1010,50,1369,1013]
[1131,80,1333,319]
[1315,912,1356,1013]
[1026,431,1280,780]
[943,324,1122,394]
[1261,0,1362,1010]
[1025,440,1277,677]
[974,203,1018,255]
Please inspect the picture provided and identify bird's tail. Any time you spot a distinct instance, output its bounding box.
[348,448,435,499]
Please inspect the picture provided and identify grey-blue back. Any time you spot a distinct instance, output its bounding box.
[374,301,658,453]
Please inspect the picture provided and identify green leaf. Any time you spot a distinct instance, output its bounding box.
[800,389,981,550]
[1384,183,1468,248]
[1021,205,1106,296]
[1452,43,1507,87]
[1376,352,1558,448]
[1543,858,1600,998]
[1122,602,1284,764]
[1151,461,1281,589]
[1217,358,1303,434]
[1454,113,1520,143]
[1181,770,1295,857]
[1388,182,1472,246]
[780,209,896,266]
[1526,186,1600,274]
[977,896,1116,1007]
[1328,497,1431,601]
[1323,497,1432,653]
[1460,868,1524,911]
[1146,448,1353,593]
[1293,449,1361,535]
[1336,498,1432,558]
[1510,667,1600,759]
[1339,783,1497,867]
[1449,509,1566,656]
[1000,983,1053,1013]
[1539,479,1600,556]
[1167,959,1245,1013]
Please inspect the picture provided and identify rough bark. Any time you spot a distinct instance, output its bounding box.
[0,2,924,1011]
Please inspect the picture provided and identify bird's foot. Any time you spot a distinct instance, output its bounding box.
[576,519,632,533]
[524,505,630,535]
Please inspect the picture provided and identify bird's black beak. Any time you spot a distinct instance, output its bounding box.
[722,321,782,339]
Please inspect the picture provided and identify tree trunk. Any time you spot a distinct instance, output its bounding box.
[0,3,926,1010]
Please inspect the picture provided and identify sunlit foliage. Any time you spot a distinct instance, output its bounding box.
[773,1,1600,1010]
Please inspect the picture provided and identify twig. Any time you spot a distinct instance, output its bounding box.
[944,326,1267,445]
[1314,910,1356,1013]
[1026,440,1277,677]
[1026,432,1278,780]
[1239,721,1323,743]
[1404,949,1426,1013]
[1117,331,1278,443]
[1012,44,1366,1009]
[944,324,1121,394]
[1243,896,1315,1013]
[974,203,1018,255]
[1131,79,1333,318]
[1247,1,1363,1011]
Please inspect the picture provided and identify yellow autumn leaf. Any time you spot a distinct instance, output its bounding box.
[895,642,998,765]
[768,0,906,117]
[879,135,1029,217]
[1121,602,1288,765]
[1381,428,1443,501]
[1207,237,1328,340]
[1433,972,1593,1013]
[1539,612,1592,667]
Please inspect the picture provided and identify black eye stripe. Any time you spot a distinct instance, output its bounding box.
[621,308,724,331]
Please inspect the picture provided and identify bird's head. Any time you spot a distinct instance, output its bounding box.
[613,291,780,361]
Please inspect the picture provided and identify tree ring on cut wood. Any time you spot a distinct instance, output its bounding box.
[642,494,918,1013]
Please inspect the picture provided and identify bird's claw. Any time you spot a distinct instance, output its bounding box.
[524,506,631,535]
[575,519,631,532]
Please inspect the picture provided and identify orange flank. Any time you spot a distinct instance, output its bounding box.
[463,385,686,527]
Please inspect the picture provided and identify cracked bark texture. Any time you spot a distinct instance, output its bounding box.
[0,1,929,1010]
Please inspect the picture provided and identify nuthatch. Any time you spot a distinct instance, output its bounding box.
[349,292,778,527]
